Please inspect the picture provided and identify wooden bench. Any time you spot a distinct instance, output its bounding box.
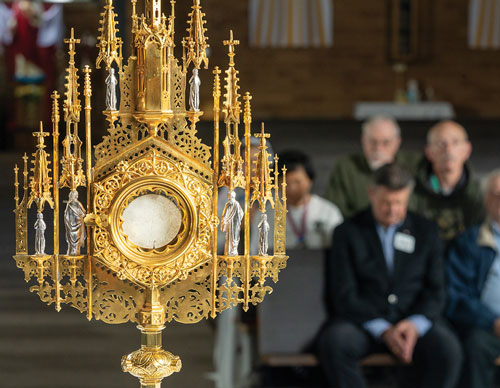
[261,353,401,368]
[257,249,500,374]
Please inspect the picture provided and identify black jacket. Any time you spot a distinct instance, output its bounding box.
[408,158,484,244]
[327,208,445,325]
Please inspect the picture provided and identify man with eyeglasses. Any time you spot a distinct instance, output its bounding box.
[409,120,484,245]
[326,115,420,218]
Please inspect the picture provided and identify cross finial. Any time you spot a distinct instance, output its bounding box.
[64,28,80,53]
[223,30,240,52]
[255,122,270,139]
[255,123,270,151]
[223,30,240,64]
[64,28,80,62]
[33,122,50,149]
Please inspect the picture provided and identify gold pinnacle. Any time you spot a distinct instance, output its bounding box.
[33,122,50,149]
[255,122,270,141]
[223,30,239,65]
[64,28,80,65]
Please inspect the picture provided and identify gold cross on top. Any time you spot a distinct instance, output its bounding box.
[33,122,50,149]
[64,28,80,57]
[255,122,270,139]
[223,30,240,57]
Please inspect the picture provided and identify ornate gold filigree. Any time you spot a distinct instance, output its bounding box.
[96,0,123,71]
[27,123,54,213]
[14,154,29,254]
[274,159,287,255]
[183,0,209,70]
[92,150,213,287]
[251,123,274,212]
[122,345,182,383]
[218,31,244,190]
[13,2,289,387]
[60,29,86,191]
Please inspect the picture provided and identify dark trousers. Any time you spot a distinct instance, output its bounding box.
[459,328,500,388]
[318,320,463,388]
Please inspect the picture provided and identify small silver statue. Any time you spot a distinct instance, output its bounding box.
[105,67,118,111]
[221,190,243,256]
[34,212,46,255]
[258,212,270,256]
[189,68,201,112]
[64,190,86,256]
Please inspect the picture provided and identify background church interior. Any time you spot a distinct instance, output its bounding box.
[2,0,500,387]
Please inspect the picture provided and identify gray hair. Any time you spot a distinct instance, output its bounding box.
[362,115,401,138]
[482,168,500,197]
[370,163,415,191]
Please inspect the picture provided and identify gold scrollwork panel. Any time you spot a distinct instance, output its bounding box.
[92,150,214,288]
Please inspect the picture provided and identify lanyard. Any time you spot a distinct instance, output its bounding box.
[287,201,309,244]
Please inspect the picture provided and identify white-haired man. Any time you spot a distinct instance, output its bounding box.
[326,115,419,218]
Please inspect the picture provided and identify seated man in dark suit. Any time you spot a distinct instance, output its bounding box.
[318,163,462,388]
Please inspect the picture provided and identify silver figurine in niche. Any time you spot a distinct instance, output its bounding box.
[34,212,47,255]
[189,68,201,112]
[221,190,243,256]
[64,190,86,255]
[258,212,269,256]
[105,67,118,111]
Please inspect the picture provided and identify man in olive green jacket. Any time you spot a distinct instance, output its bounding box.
[326,115,420,218]
[408,120,484,245]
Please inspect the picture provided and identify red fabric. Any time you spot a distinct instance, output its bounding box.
[2,2,57,131]
[3,2,56,83]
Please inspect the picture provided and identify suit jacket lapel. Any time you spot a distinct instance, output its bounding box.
[393,215,414,282]
[365,210,391,281]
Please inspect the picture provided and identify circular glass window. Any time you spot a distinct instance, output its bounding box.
[121,194,182,249]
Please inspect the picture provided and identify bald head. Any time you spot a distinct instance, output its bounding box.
[427,120,468,145]
[425,120,471,176]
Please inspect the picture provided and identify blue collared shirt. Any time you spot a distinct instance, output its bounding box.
[480,222,500,316]
[375,222,401,275]
[363,221,432,340]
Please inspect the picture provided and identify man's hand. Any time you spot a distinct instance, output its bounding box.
[493,318,500,338]
[381,320,418,363]
[395,320,418,363]
[381,326,406,361]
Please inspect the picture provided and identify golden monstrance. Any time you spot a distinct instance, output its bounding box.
[12,1,288,387]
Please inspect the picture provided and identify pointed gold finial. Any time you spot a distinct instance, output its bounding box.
[251,123,274,212]
[183,0,209,70]
[65,28,80,65]
[27,122,54,213]
[223,30,241,124]
[14,164,19,207]
[60,29,85,191]
[83,66,92,98]
[63,29,81,124]
[96,0,123,70]
[22,153,28,190]
[213,66,221,100]
[223,30,239,66]
[243,92,252,125]
[51,91,60,131]
[218,31,244,190]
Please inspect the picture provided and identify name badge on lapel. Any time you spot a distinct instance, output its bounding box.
[394,232,415,254]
